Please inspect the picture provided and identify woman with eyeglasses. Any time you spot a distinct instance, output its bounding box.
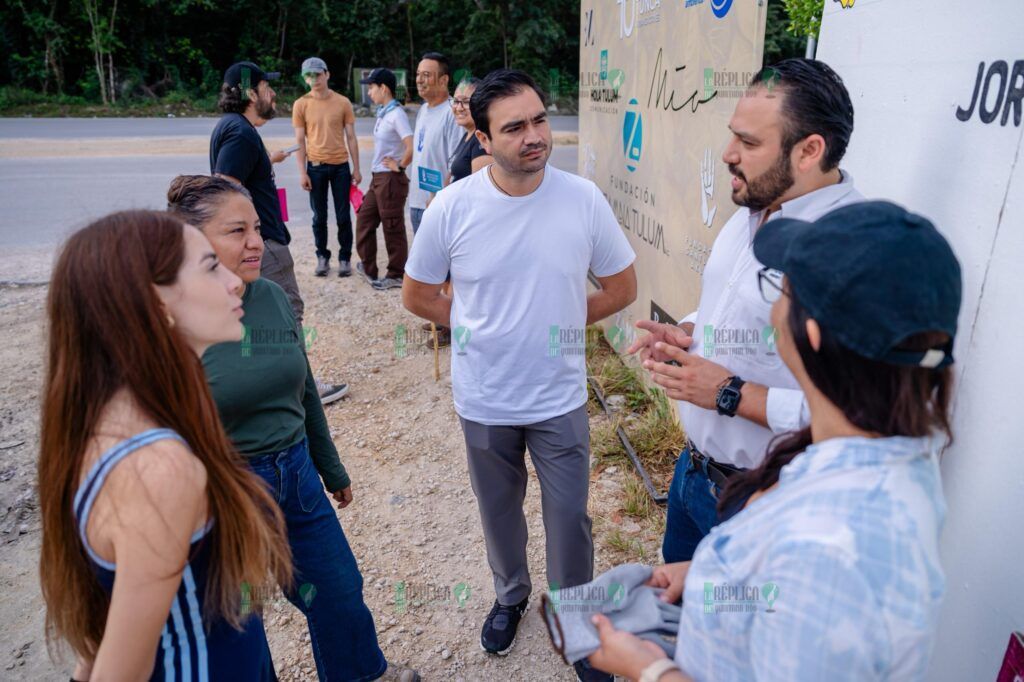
[447,77,493,184]
[580,202,962,682]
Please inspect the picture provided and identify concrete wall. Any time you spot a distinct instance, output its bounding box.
[816,1,1024,679]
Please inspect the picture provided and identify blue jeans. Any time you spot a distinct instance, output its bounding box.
[410,206,425,235]
[307,161,353,262]
[661,447,722,563]
[248,438,386,681]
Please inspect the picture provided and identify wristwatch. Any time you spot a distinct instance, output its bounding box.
[715,375,745,417]
[397,164,406,173]
[639,659,681,682]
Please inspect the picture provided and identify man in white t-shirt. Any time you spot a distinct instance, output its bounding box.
[409,52,464,234]
[403,70,636,682]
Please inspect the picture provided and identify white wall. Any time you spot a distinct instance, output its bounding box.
[816,1,1023,679]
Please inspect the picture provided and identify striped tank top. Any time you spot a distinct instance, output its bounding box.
[73,428,276,681]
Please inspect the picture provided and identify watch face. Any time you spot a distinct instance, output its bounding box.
[719,387,741,414]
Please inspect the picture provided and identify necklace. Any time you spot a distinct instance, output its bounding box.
[488,166,513,196]
[488,166,544,197]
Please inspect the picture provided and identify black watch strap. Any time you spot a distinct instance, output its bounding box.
[715,375,746,417]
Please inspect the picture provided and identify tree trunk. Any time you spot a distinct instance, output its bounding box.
[406,3,415,90]
[108,51,116,104]
[82,0,108,104]
[344,53,354,96]
[108,0,118,104]
[497,2,509,68]
[278,8,288,60]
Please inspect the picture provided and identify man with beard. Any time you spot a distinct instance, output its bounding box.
[626,59,864,563]
[211,61,348,404]
[402,70,636,682]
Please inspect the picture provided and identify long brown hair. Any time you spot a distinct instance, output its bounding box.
[38,210,292,661]
[717,293,955,516]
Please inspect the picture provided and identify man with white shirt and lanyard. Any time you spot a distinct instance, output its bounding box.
[409,52,464,234]
[627,59,864,563]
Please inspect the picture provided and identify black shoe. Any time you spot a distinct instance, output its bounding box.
[480,596,528,656]
[315,255,329,277]
[574,659,614,682]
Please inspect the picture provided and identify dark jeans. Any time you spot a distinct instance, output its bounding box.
[308,161,353,262]
[248,438,386,681]
[661,447,722,563]
[410,206,425,235]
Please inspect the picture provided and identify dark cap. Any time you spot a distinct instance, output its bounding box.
[359,68,397,95]
[753,200,962,369]
[224,61,280,89]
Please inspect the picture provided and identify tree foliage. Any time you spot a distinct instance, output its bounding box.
[0,0,809,109]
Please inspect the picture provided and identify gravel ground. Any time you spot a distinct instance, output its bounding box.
[0,220,663,681]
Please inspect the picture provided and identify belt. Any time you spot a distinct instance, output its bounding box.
[688,440,745,490]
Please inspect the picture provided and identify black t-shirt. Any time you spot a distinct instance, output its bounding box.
[448,131,487,184]
[209,113,290,244]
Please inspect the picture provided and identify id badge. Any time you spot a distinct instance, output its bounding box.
[418,166,444,192]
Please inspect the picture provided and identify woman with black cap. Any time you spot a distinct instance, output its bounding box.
[578,200,962,682]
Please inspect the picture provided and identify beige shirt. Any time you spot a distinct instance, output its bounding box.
[292,90,355,164]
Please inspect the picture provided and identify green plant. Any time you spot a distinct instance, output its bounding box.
[783,0,826,40]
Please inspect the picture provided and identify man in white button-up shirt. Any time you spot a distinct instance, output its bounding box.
[627,59,864,562]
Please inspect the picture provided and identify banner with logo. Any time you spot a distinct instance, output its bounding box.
[814,2,1024,680]
[578,0,767,353]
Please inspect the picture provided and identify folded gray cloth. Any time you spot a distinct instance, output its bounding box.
[540,563,681,664]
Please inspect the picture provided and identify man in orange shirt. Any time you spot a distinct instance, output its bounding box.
[293,57,362,278]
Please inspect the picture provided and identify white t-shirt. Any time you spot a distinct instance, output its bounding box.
[371,101,413,174]
[409,100,463,208]
[406,165,636,425]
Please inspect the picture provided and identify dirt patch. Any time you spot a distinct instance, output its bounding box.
[0,224,659,680]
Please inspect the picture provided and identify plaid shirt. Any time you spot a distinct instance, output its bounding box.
[675,436,946,681]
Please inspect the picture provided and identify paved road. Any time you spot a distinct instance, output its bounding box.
[0,146,578,249]
[0,115,579,139]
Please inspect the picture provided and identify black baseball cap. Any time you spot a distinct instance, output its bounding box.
[753,200,962,369]
[359,68,397,96]
[223,61,280,89]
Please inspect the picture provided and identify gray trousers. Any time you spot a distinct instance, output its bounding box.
[261,238,304,325]
[459,404,594,606]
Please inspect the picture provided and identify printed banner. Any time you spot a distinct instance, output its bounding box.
[578,0,767,357]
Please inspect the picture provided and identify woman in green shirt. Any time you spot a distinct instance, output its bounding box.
[168,175,417,682]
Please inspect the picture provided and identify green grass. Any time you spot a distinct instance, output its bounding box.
[604,528,651,561]
[586,325,685,497]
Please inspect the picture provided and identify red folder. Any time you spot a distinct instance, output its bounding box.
[277,187,289,222]
[350,185,364,212]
